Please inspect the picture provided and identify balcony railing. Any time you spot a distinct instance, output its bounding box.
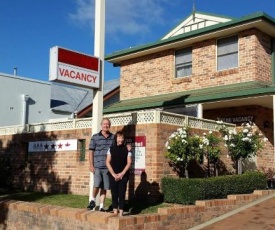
[0,110,235,135]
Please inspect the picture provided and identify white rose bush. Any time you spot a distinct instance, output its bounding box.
[201,131,222,176]
[165,121,268,177]
[218,121,268,174]
[165,126,202,178]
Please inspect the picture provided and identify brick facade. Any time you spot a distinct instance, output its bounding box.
[114,26,275,179]
[119,29,272,100]
[204,105,274,170]
[0,124,179,200]
[0,21,274,208]
[0,118,273,200]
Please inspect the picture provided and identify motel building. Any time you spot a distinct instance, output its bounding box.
[104,10,275,174]
[0,10,275,201]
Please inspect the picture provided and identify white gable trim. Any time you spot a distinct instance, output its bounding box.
[162,12,232,40]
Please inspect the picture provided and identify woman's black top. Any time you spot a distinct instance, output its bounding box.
[109,145,129,176]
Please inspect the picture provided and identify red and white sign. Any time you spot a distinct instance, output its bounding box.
[28,139,78,152]
[126,136,146,175]
[49,46,100,88]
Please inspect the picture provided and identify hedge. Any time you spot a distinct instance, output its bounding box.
[161,171,267,204]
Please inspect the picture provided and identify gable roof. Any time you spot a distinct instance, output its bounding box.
[105,11,275,64]
[103,11,275,115]
[162,11,233,39]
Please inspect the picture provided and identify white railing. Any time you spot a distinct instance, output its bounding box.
[0,110,235,135]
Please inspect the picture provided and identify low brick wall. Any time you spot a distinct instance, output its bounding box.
[1,190,275,230]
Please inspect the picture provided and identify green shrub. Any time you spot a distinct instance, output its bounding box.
[161,177,202,204]
[161,171,266,204]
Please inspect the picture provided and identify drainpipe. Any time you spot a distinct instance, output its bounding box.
[272,40,275,160]
[272,39,275,84]
[21,94,29,125]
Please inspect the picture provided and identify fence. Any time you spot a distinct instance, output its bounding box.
[0,110,235,135]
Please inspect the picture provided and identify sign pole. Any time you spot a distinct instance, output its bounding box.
[89,0,105,204]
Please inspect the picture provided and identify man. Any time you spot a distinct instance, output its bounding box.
[87,118,114,211]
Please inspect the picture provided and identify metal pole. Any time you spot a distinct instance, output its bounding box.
[89,0,105,203]
[273,96,275,162]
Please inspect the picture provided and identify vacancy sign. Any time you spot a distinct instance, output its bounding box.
[28,139,78,152]
[49,46,100,88]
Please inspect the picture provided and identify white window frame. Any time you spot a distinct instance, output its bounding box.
[175,47,192,78]
[217,35,239,71]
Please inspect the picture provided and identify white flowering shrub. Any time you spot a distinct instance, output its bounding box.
[165,126,203,177]
[201,130,222,163]
[165,121,268,177]
[218,121,267,162]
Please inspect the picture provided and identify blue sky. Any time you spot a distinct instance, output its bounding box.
[0,0,275,82]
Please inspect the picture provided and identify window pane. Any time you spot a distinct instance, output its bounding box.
[176,64,192,77]
[176,49,192,64]
[175,47,192,77]
[218,41,238,55]
[217,53,238,70]
[217,35,238,70]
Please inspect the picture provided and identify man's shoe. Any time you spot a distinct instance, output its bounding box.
[99,208,106,212]
[87,200,96,210]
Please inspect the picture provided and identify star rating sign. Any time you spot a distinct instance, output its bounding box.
[58,143,63,149]
[28,140,77,152]
[44,143,49,150]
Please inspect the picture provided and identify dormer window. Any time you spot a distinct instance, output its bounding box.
[175,47,192,78]
[217,35,238,71]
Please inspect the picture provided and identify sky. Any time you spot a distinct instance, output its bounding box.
[0,0,275,83]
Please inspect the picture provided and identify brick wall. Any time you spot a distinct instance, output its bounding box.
[0,118,273,200]
[1,190,274,230]
[0,124,180,200]
[204,105,274,169]
[119,29,272,100]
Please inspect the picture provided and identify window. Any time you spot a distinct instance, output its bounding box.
[217,35,238,71]
[78,139,86,161]
[175,47,192,77]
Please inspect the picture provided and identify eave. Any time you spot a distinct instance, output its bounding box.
[105,12,275,64]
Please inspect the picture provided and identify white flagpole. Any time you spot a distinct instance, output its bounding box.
[89,0,105,205]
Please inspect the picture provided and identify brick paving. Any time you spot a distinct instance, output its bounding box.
[189,194,275,230]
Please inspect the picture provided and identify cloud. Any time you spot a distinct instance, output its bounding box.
[69,0,176,36]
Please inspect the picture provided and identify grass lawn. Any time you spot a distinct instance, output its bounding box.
[0,190,172,215]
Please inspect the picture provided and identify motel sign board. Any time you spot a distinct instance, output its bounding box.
[49,46,100,88]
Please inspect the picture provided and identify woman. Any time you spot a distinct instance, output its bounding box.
[106,130,132,216]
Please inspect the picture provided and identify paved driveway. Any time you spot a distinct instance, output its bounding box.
[189,193,275,230]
